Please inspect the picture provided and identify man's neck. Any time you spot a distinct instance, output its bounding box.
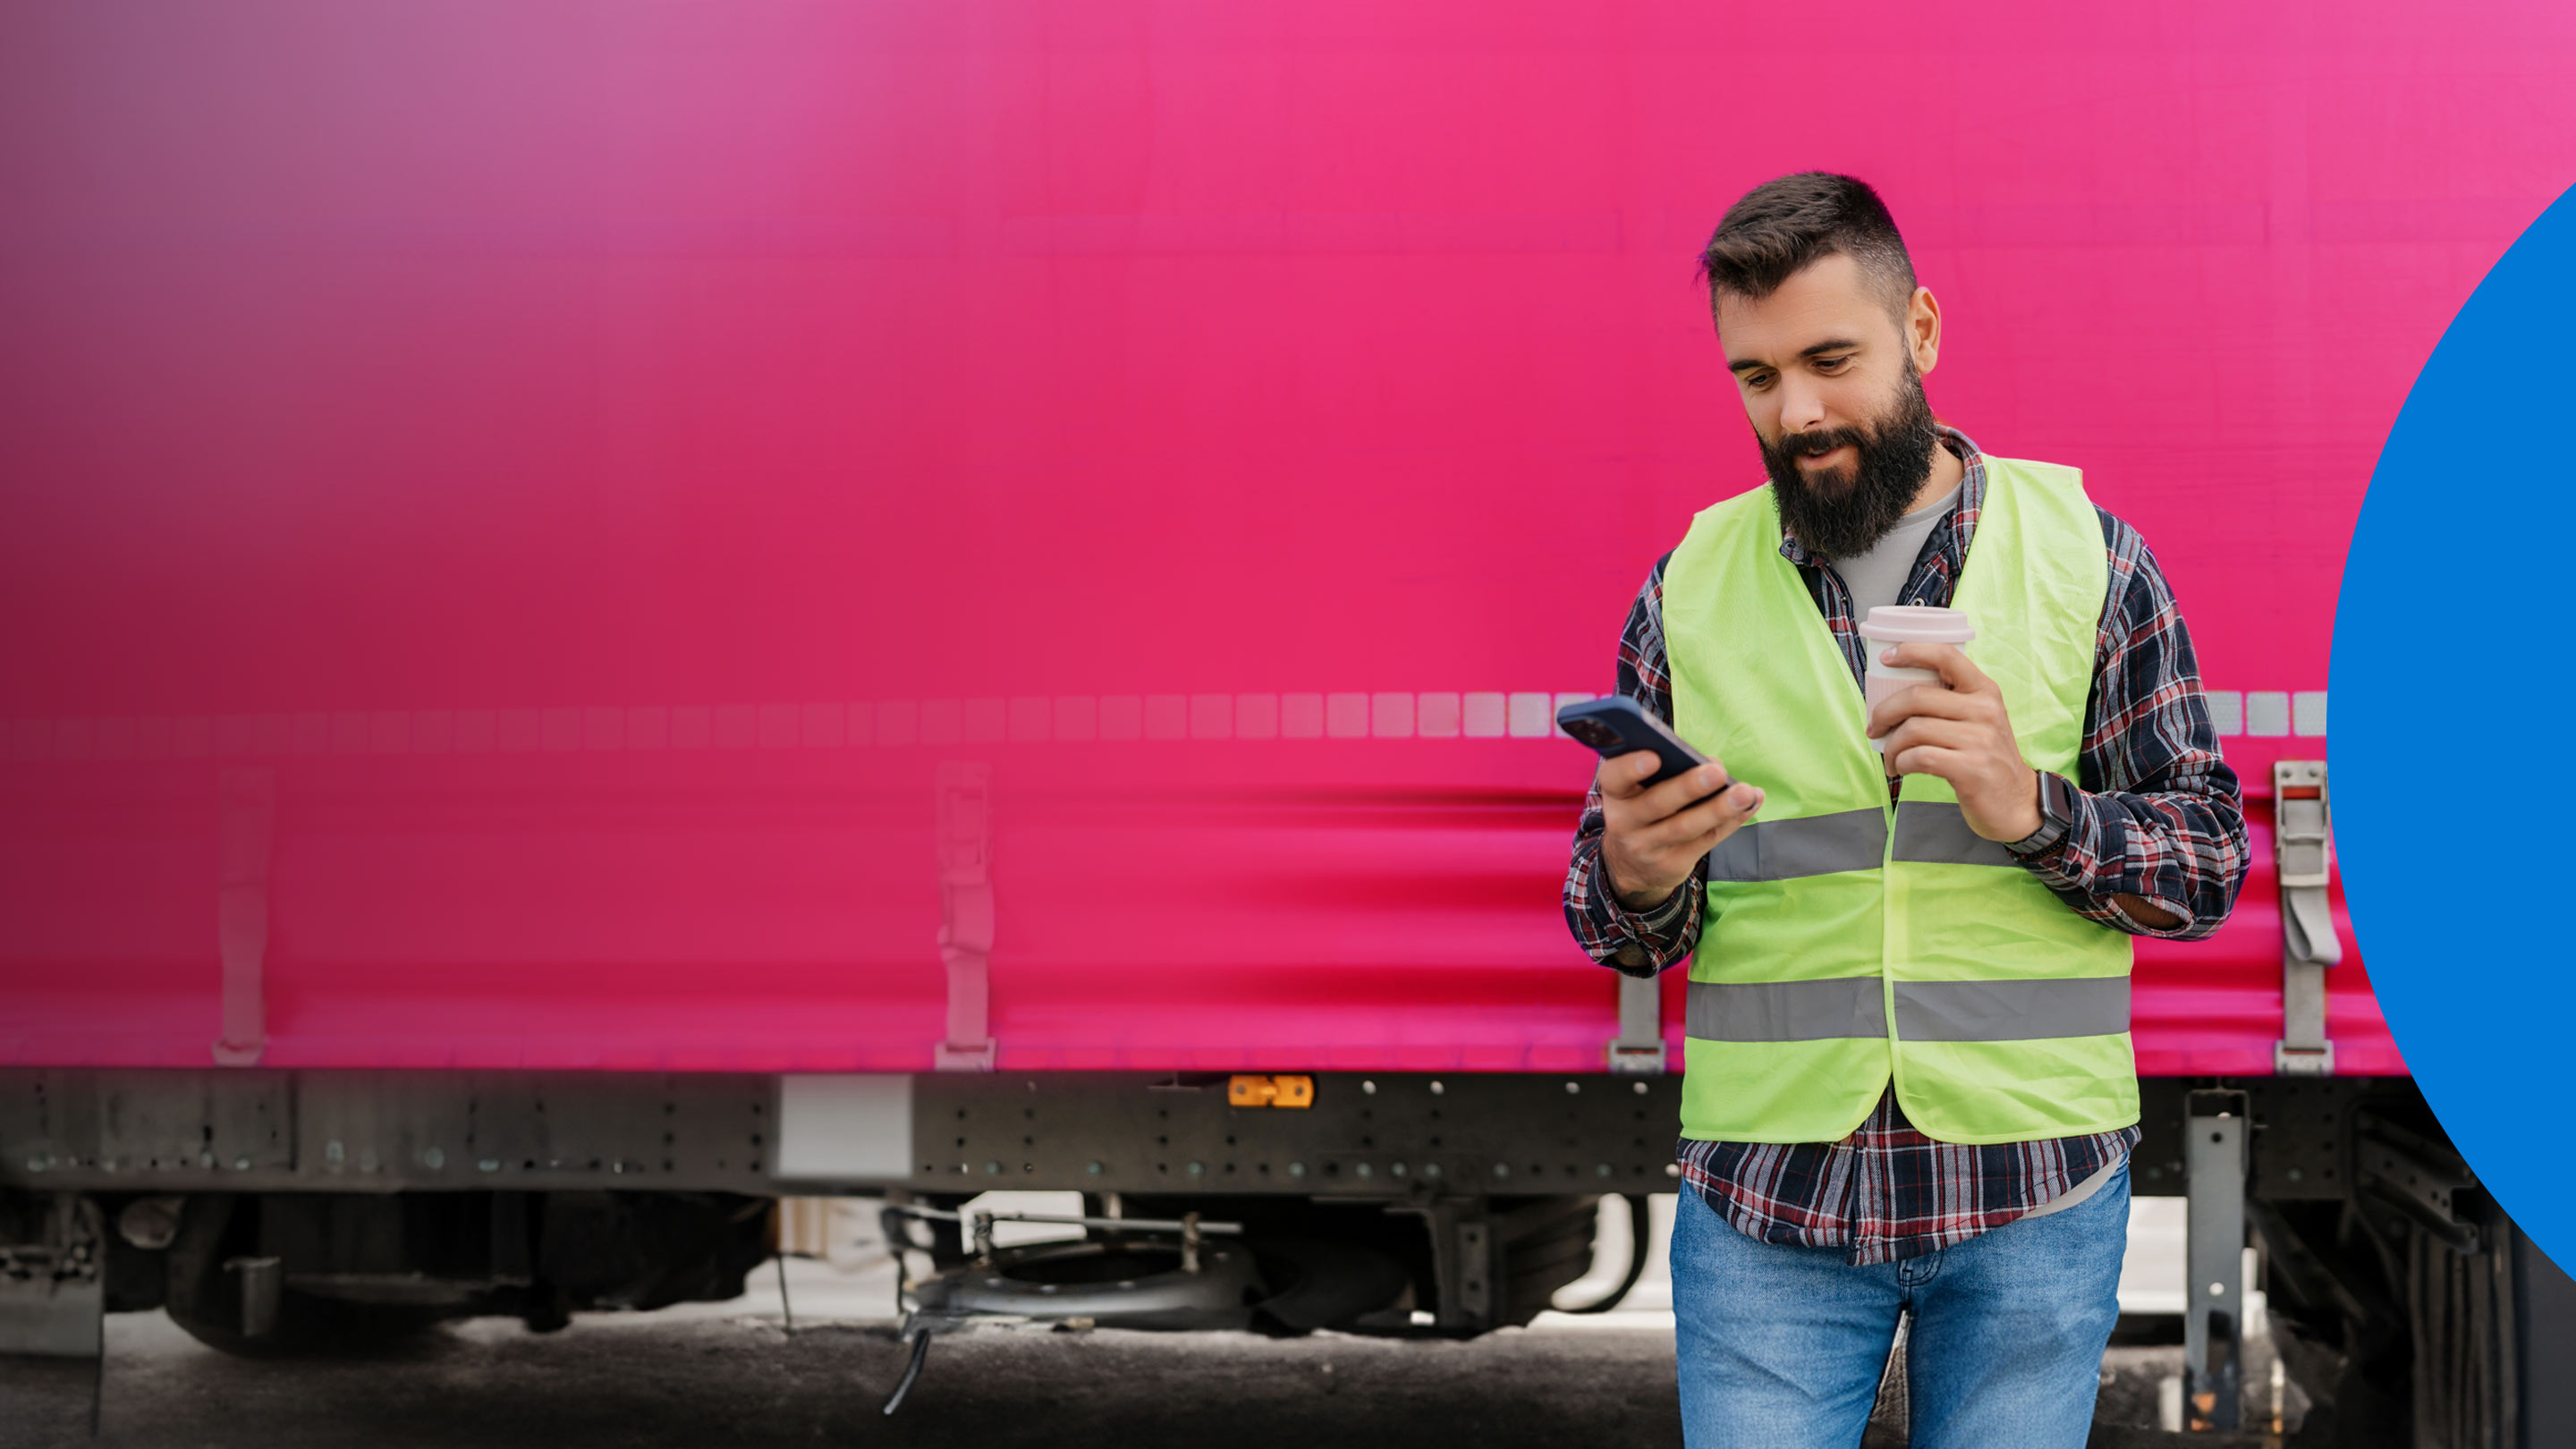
[1907,435,1965,514]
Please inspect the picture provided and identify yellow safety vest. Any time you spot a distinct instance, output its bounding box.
[1661,456,2136,1145]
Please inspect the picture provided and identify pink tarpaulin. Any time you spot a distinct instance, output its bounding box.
[5,0,2568,1074]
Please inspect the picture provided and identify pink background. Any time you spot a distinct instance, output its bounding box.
[4,1,2570,1072]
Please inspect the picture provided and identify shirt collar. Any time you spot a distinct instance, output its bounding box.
[1776,424,1987,567]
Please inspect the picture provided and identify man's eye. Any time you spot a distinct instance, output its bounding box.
[1817,356,1852,371]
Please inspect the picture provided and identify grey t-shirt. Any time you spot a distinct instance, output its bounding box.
[1824,482,1961,620]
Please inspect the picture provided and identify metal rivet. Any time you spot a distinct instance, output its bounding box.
[1632,1080,1648,1096]
[1361,1080,1377,1095]
[234,1157,253,1171]
[1391,1162,1407,1177]
[1088,1161,1104,1175]
[1355,1163,1373,1178]
[1423,1163,1441,1179]
[1187,1161,1205,1176]
[1596,1164,1612,1178]
[479,1158,501,1173]
[2208,1282,2226,1297]
[422,1148,445,1170]
[1429,1080,1444,1095]
[1287,1162,1306,1178]
[985,1161,1003,1175]
[1564,1081,1580,1095]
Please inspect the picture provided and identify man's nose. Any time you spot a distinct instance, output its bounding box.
[1776,375,1828,436]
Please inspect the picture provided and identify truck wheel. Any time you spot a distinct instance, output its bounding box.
[1493,1194,1611,1325]
[1248,1234,1412,1334]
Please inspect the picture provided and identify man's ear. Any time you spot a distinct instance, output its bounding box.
[1908,285,1942,377]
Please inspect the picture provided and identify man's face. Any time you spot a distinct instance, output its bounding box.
[1715,252,1939,559]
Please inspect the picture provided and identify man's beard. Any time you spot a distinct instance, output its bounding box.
[1759,360,1941,561]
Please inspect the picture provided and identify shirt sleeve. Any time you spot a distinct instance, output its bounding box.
[2012,513,2250,938]
[1563,555,1708,978]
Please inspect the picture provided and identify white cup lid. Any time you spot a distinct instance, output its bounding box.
[1860,605,1976,644]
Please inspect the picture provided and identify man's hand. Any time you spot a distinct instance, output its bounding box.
[1598,751,1765,911]
[1866,641,2042,843]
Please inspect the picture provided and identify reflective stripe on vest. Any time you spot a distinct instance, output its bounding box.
[1889,801,2017,869]
[1704,801,2014,881]
[1685,975,2131,1042]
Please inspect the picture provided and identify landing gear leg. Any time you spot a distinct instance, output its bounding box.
[2186,1089,2250,1432]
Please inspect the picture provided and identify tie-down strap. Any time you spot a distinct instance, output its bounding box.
[2275,763,2341,970]
[2274,759,2340,1073]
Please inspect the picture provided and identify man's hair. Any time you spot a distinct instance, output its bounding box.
[1698,173,1918,325]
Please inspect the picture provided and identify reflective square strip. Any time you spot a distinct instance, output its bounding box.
[1703,803,2021,883]
[775,1075,914,1180]
[1890,801,2017,867]
[1704,808,1888,881]
[1686,976,1887,1040]
[1890,977,2131,1041]
[1687,976,2130,1042]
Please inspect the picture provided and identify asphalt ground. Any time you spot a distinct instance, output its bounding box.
[7,1310,1687,1449]
[4,1311,2280,1449]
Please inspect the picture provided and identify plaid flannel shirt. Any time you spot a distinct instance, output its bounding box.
[1562,426,2247,1264]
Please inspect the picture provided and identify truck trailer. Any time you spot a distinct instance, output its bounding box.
[4,1,2573,1442]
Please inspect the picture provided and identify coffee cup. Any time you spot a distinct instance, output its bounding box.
[1860,606,1976,753]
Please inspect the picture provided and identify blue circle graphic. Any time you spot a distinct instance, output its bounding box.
[2334,182,2576,1266]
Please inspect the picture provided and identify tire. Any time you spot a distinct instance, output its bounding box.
[1247,1233,1413,1334]
[1490,1194,1607,1326]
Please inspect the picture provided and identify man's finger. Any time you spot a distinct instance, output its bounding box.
[1647,779,1764,846]
[1864,681,1991,740]
[1635,760,1735,819]
[1876,640,1994,694]
[1596,750,1665,800]
[1879,716,1979,763]
[1607,758,1734,821]
[1885,741,1975,780]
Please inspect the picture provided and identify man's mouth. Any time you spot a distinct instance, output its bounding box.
[1798,445,1852,467]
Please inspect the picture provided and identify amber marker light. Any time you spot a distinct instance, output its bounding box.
[1227,1074,1315,1108]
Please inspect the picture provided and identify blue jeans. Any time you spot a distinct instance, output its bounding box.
[1670,1159,2129,1449]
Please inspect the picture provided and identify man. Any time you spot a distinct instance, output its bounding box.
[1562,173,2247,1447]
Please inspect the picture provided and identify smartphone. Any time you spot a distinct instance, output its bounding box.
[1555,696,1730,793]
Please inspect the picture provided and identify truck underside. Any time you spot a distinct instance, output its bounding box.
[6,1068,2572,1445]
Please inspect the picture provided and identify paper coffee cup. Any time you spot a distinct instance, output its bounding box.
[1860,606,1976,753]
